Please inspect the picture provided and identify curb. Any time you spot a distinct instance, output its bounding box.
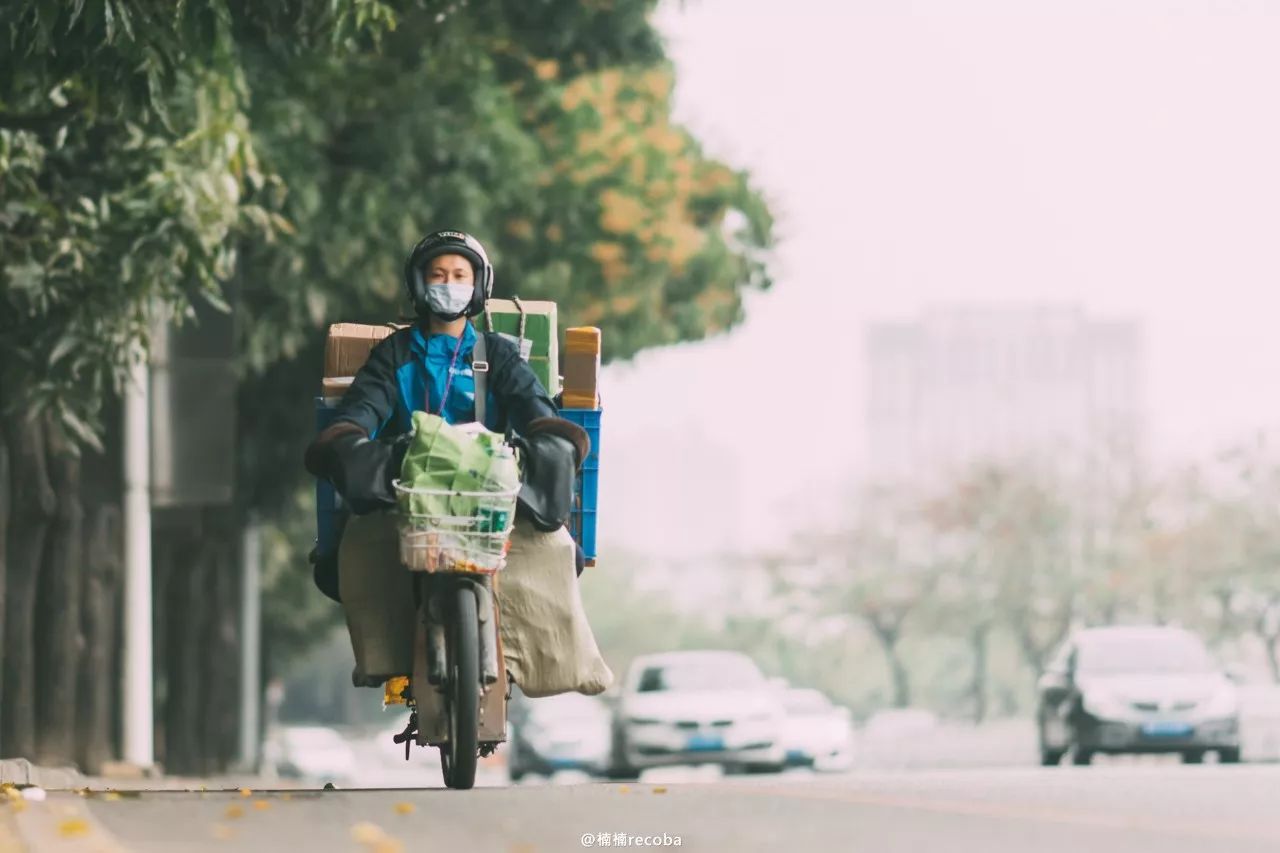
[0,758,83,790]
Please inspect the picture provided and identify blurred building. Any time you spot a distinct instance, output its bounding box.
[865,305,1144,488]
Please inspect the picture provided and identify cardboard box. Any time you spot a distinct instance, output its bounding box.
[324,323,403,378]
[322,376,355,399]
[479,299,559,395]
[561,326,601,409]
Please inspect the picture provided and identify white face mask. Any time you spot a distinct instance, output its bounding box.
[426,282,473,316]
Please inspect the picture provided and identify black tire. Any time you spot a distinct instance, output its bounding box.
[441,586,480,790]
[1182,750,1205,765]
[1071,748,1093,766]
[605,767,641,781]
[605,728,640,781]
[1037,718,1067,767]
[1219,747,1242,764]
[743,763,783,775]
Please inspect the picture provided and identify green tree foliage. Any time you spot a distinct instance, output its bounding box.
[237,2,772,370]
[0,0,397,439]
[3,2,775,673]
[6,1,765,432]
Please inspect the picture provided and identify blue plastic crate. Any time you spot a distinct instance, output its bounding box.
[313,400,603,561]
[314,399,344,556]
[573,509,598,559]
[559,408,600,465]
[559,407,601,560]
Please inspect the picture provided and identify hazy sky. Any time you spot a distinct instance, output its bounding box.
[600,0,1280,557]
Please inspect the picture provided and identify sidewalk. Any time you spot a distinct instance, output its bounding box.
[0,759,81,790]
[0,757,290,793]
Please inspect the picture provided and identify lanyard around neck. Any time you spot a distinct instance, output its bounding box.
[432,332,467,419]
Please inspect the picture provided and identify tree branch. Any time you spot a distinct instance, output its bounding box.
[0,104,81,132]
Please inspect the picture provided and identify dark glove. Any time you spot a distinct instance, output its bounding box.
[524,416,590,469]
[308,425,411,516]
[512,431,577,532]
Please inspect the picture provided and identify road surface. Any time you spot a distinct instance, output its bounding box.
[5,763,1280,852]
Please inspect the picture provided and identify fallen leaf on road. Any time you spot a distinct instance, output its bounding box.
[282,793,294,802]
[239,788,253,798]
[652,787,668,795]
[211,824,236,841]
[102,792,121,802]
[253,800,272,811]
[617,786,630,794]
[350,822,406,853]
[57,819,91,838]
[225,805,245,820]
[351,823,386,844]
[393,802,415,815]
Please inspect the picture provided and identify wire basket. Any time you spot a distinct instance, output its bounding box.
[392,481,520,573]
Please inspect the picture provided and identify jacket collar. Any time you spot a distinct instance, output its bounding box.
[410,320,476,358]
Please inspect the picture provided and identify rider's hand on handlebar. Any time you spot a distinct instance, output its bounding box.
[320,429,412,516]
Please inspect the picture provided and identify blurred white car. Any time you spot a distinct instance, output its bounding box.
[780,688,854,771]
[262,725,357,785]
[606,651,786,779]
[508,692,612,780]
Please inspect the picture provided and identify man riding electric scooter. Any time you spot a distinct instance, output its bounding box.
[304,229,589,683]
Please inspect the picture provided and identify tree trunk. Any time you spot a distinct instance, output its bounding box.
[867,617,910,708]
[969,624,989,723]
[76,394,125,768]
[1013,604,1072,678]
[35,424,84,765]
[160,512,209,776]
[1,413,55,759]
[1265,634,1280,684]
[1259,609,1280,684]
[202,513,241,774]
[0,434,9,745]
[1214,589,1235,644]
[1014,623,1049,677]
[76,504,122,773]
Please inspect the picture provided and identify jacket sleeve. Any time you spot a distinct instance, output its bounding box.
[485,333,556,434]
[331,333,402,437]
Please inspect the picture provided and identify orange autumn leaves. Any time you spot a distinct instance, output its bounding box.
[501,59,767,341]
[550,67,729,277]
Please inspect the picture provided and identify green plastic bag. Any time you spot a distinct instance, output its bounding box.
[398,412,519,523]
[398,413,462,518]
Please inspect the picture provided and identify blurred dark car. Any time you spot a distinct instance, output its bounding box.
[1036,626,1241,766]
[507,691,612,781]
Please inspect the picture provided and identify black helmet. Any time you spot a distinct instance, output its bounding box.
[403,230,494,320]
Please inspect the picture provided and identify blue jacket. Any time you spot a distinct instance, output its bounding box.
[333,320,555,439]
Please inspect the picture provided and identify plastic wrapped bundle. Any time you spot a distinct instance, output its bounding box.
[395,413,520,572]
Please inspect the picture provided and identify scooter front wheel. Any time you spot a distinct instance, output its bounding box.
[441,584,480,790]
